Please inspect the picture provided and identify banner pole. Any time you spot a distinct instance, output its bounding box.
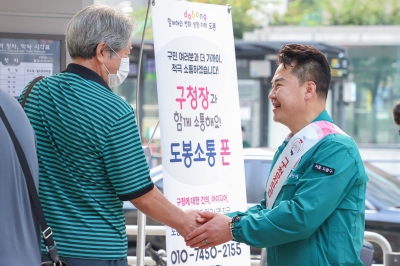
[135,1,153,266]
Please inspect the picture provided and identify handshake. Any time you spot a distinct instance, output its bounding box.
[177,210,233,249]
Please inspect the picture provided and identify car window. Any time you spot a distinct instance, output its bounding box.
[366,168,400,209]
[244,159,272,204]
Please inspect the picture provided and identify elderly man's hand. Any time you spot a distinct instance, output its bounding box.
[175,209,204,238]
[184,211,232,249]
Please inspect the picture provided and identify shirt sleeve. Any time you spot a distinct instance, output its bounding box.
[103,111,154,201]
[231,140,361,248]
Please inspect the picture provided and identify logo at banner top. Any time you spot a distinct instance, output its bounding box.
[184,10,207,21]
[290,138,303,156]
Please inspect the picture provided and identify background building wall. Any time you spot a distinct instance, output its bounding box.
[0,0,94,68]
[244,25,400,146]
[243,25,400,46]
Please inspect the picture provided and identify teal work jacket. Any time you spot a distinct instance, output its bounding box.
[227,110,368,266]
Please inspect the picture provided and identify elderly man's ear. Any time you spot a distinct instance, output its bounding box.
[95,42,108,63]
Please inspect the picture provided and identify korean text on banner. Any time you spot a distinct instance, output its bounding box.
[152,1,250,265]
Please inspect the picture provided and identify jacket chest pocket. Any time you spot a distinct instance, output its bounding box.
[279,171,302,200]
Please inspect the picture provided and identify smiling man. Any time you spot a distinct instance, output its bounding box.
[185,44,368,266]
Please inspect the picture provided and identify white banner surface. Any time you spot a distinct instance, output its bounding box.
[152,1,250,265]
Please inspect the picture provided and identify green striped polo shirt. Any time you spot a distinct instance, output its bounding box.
[19,63,154,260]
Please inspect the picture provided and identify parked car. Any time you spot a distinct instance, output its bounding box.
[124,148,400,262]
[363,164,400,263]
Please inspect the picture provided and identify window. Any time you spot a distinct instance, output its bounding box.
[244,158,272,203]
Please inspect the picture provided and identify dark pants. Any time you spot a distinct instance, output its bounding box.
[42,254,128,266]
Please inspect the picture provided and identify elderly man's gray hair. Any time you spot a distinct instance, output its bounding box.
[66,4,136,59]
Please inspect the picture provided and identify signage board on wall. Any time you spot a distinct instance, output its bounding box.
[152,1,250,265]
[0,33,65,98]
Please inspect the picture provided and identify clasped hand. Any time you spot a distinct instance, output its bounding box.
[180,211,232,249]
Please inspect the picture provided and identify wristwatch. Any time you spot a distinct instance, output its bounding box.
[228,215,242,240]
[232,215,242,223]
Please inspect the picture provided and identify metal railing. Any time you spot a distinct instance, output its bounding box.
[126,225,394,266]
[364,231,392,266]
[126,225,260,266]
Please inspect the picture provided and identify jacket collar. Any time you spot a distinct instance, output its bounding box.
[312,110,334,123]
[284,110,333,142]
[63,63,111,91]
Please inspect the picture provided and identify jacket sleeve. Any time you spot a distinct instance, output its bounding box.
[226,202,268,218]
[231,140,361,248]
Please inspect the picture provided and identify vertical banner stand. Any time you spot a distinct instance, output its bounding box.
[152,1,250,265]
[135,1,156,266]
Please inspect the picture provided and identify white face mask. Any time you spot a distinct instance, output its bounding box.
[102,46,130,88]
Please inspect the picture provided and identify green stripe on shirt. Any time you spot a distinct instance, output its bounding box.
[19,70,153,260]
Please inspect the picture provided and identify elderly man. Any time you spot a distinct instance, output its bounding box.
[185,44,368,266]
[19,5,199,266]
